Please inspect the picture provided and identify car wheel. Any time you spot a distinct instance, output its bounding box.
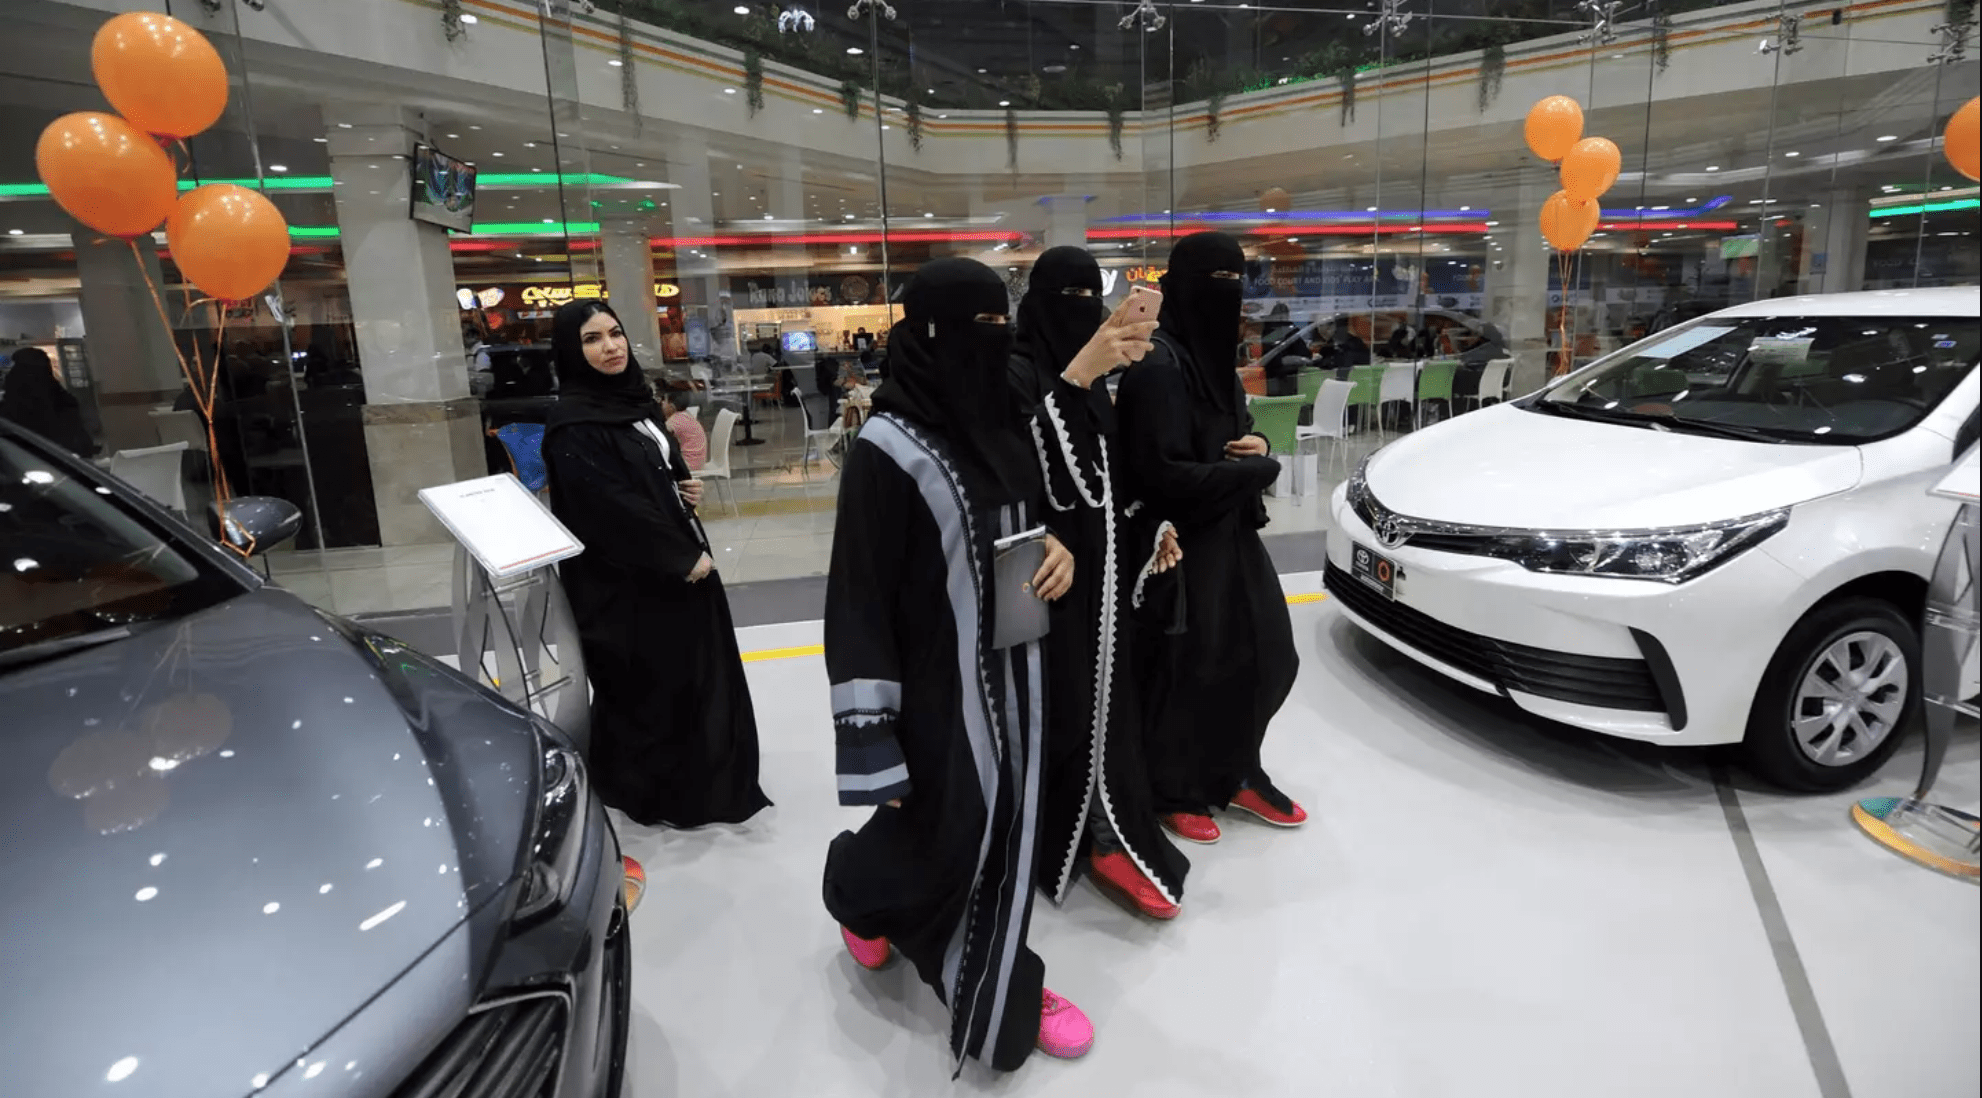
[1742,597,1920,793]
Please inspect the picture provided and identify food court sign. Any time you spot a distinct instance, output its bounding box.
[461,282,682,309]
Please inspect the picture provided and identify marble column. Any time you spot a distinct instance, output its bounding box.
[663,141,727,365]
[598,207,662,370]
[1040,194,1094,250]
[73,229,181,453]
[324,103,481,546]
[1812,189,1869,295]
[1485,177,1555,389]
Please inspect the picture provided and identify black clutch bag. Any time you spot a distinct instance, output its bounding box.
[991,527,1053,650]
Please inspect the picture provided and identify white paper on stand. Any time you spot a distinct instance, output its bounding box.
[418,474,584,580]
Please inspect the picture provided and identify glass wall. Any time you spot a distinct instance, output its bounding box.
[1,0,1973,608]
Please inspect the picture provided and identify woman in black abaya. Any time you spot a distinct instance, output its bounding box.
[541,301,770,828]
[1114,231,1307,844]
[822,258,1097,1070]
[1009,246,1189,921]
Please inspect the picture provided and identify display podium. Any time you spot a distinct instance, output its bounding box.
[419,475,591,750]
[1851,450,1980,880]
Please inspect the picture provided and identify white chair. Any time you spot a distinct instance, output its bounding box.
[1464,358,1514,411]
[700,406,739,516]
[110,441,190,515]
[797,393,838,478]
[1295,379,1355,488]
[149,408,207,450]
[1377,362,1418,440]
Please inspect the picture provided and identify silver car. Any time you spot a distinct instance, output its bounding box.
[0,420,631,1097]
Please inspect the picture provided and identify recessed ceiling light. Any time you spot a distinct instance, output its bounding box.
[313,137,327,143]
[724,88,737,94]
[459,13,477,24]
[1784,150,1800,157]
[6,229,21,236]
[1705,165,1719,171]
[491,151,503,157]
[268,164,288,172]
[813,108,824,114]
[848,47,864,55]
[734,4,750,12]
[337,122,352,129]
[998,100,1010,107]
[1877,134,1898,142]
[446,133,460,139]
[609,59,623,67]
[470,125,481,130]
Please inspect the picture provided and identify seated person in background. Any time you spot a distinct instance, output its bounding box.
[1382,324,1416,360]
[0,348,96,458]
[661,389,706,472]
[814,354,842,400]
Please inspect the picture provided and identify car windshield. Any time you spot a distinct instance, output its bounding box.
[1535,315,1980,444]
[0,434,242,659]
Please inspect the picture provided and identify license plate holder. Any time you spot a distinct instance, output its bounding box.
[1351,543,1398,600]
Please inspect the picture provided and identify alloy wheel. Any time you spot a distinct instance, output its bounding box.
[1790,630,1908,767]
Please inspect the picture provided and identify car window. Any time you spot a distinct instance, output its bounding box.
[0,435,242,655]
[1538,316,1980,444]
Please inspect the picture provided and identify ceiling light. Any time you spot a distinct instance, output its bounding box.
[1705,165,1719,172]
[1784,150,1800,157]
[459,13,477,24]
[734,5,750,12]
[998,100,1010,107]
[470,125,481,130]
[268,164,288,173]
[6,229,21,236]
[1877,134,1898,142]
[313,137,327,143]
[491,151,503,157]
[725,88,737,94]
[609,59,623,67]
[813,108,824,114]
[924,212,933,218]
[446,133,460,139]
[848,47,864,55]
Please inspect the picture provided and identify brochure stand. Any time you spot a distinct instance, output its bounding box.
[1851,450,1980,880]
[419,474,591,750]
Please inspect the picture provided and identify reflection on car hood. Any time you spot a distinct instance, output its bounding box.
[0,590,540,1098]
[1365,404,1863,529]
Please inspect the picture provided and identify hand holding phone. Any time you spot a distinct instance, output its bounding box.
[1120,285,1162,325]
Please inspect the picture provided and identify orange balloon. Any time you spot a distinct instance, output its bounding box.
[1947,97,1980,182]
[1539,190,1601,251]
[35,112,178,238]
[165,185,290,300]
[1524,95,1584,162]
[92,12,228,139]
[1560,136,1622,202]
[1260,187,1291,213]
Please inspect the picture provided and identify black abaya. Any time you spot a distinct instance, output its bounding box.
[543,418,771,827]
[822,413,1048,1073]
[1114,334,1298,815]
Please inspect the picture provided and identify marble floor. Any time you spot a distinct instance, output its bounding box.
[611,588,1982,1098]
[264,401,1388,614]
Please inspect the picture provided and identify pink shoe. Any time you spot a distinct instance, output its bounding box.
[1036,988,1094,1059]
[840,926,892,970]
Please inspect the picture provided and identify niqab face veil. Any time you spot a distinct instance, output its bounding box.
[873,258,1039,506]
[1157,231,1247,414]
[546,300,658,430]
[1015,246,1112,420]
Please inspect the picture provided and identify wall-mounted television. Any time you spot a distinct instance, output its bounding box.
[410,144,476,233]
[781,330,818,356]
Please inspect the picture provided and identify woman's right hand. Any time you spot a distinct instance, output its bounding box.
[1064,301,1157,388]
[687,553,714,583]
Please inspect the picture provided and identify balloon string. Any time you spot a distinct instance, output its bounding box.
[128,239,248,559]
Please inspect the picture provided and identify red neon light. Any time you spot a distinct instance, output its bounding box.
[1595,221,1738,231]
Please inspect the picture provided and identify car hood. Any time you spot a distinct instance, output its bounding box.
[0,589,541,1098]
[1364,403,1864,529]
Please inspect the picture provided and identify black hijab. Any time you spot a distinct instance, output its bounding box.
[1157,231,1247,415]
[1015,245,1112,422]
[544,301,658,432]
[873,258,1039,507]
[1,347,93,457]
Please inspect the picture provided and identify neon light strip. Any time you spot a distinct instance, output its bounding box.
[1599,195,1733,217]
[1595,221,1738,231]
[1868,198,1979,218]
[1096,209,1486,224]
[0,172,639,199]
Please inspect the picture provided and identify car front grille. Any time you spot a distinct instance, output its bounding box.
[1324,562,1669,713]
[392,993,567,1098]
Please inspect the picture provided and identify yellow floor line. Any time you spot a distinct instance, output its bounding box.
[737,593,1330,663]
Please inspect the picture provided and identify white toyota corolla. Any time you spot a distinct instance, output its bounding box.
[1326,287,1980,791]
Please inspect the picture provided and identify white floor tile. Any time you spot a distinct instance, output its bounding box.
[612,601,1979,1097]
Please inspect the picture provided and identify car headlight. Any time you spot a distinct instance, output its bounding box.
[1472,510,1789,584]
[513,718,588,926]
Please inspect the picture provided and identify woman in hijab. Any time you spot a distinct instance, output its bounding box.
[1,348,96,458]
[1008,246,1188,923]
[822,257,1096,1070]
[541,300,770,828]
[1113,231,1307,845]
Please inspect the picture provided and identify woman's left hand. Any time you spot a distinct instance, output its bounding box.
[1224,435,1270,459]
[1153,526,1183,574]
[679,478,704,509]
[1033,534,1076,602]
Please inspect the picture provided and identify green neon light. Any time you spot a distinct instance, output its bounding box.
[288,226,341,238]
[477,172,634,187]
[2,171,640,200]
[1868,198,1980,218]
[469,221,601,234]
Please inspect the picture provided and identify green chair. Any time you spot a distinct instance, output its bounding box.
[1347,364,1384,433]
[1415,359,1459,428]
[1247,394,1308,498]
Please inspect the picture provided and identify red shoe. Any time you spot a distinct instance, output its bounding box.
[1088,851,1180,920]
[840,926,892,970]
[1228,784,1308,827]
[1162,812,1221,844]
[1036,989,1094,1059]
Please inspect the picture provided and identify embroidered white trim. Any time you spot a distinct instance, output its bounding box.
[1130,520,1176,612]
[1040,392,1105,510]
[1028,413,1075,513]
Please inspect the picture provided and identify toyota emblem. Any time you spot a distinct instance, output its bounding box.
[1376,517,1408,548]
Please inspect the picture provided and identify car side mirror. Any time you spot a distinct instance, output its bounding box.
[208,496,302,556]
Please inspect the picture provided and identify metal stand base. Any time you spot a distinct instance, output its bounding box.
[1851,797,1980,881]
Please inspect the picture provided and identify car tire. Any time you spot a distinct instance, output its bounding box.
[1742,597,1921,793]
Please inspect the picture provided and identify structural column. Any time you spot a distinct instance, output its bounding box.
[598,207,662,370]
[325,103,481,546]
[1484,175,1555,388]
[72,229,180,453]
[1812,189,1869,295]
[1040,194,1094,250]
[663,140,728,365]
